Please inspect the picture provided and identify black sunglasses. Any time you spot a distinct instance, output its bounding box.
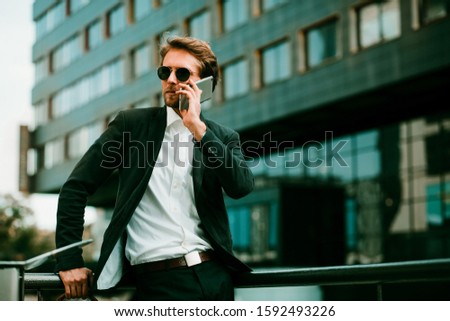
[157,66,191,82]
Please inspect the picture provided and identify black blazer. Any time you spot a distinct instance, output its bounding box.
[55,107,254,287]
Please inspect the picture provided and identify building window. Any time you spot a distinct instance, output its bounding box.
[228,203,278,262]
[52,58,124,119]
[27,149,37,176]
[46,1,66,32]
[304,18,338,69]
[357,0,401,49]
[261,40,291,85]
[51,33,83,72]
[189,11,211,42]
[34,57,48,84]
[87,20,102,50]
[131,43,150,78]
[133,0,152,22]
[262,0,288,12]
[420,0,448,24]
[36,15,47,40]
[44,138,65,169]
[108,4,126,37]
[223,59,249,100]
[69,0,90,15]
[95,58,124,98]
[68,121,104,159]
[34,101,48,128]
[35,1,66,40]
[222,0,249,32]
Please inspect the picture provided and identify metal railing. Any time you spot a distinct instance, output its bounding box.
[24,258,450,300]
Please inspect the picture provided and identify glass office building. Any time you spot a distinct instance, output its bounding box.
[26,0,450,298]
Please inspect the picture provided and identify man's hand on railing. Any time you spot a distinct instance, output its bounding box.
[58,267,93,299]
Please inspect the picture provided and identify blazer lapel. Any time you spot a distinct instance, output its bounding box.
[192,114,207,191]
[192,146,204,190]
[145,107,166,173]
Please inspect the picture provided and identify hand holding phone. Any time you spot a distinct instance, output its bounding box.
[179,76,213,110]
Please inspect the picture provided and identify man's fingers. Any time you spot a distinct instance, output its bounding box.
[59,268,93,299]
[81,282,88,299]
[64,284,72,299]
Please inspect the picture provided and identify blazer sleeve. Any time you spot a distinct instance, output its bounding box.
[55,112,125,272]
[198,122,254,199]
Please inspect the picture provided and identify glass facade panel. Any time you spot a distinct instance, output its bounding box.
[109,5,126,37]
[87,20,102,50]
[262,40,291,85]
[70,0,90,14]
[223,59,249,100]
[189,11,211,42]
[360,4,381,47]
[356,150,381,179]
[306,19,337,68]
[134,0,151,21]
[34,101,48,127]
[228,206,251,250]
[332,154,353,182]
[228,203,278,262]
[36,1,66,40]
[356,130,378,149]
[52,58,124,118]
[68,121,103,159]
[36,15,47,40]
[44,138,65,169]
[422,0,448,23]
[52,34,83,72]
[132,43,150,78]
[358,0,400,48]
[223,0,249,31]
[381,0,401,40]
[46,2,65,34]
[35,57,48,83]
[251,111,450,262]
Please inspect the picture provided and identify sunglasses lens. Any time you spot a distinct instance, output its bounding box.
[157,66,171,80]
[157,66,191,82]
[175,68,190,82]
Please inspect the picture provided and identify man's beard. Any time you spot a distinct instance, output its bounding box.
[164,88,180,108]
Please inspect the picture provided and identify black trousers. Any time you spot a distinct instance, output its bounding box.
[132,260,234,301]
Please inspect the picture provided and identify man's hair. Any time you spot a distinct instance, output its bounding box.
[159,36,219,91]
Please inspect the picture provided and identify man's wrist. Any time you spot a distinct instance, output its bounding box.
[191,122,207,142]
[194,128,206,142]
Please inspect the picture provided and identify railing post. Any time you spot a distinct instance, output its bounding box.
[376,283,383,301]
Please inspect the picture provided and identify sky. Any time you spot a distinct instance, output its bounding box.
[0,1,81,231]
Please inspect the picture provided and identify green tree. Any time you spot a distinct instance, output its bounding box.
[0,194,53,261]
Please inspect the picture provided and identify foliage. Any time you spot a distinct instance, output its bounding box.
[0,194,54,261]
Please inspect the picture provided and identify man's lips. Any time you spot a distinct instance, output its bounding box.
[165,88,178,96]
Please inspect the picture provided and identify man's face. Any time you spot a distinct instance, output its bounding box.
[161,48,202,108]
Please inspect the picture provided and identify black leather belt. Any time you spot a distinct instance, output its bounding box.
[132,250,215,274]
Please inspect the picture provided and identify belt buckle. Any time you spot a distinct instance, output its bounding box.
[184,251,202,267]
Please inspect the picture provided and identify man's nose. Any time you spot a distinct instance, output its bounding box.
[167,70,178,83]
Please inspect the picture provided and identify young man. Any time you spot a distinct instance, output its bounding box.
[55,36,254,300]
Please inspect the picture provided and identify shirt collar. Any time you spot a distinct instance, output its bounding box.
[166,106,182,128]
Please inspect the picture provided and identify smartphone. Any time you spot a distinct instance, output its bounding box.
[179,76,213,110]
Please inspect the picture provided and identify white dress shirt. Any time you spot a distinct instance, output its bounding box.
[125,107,211,265]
